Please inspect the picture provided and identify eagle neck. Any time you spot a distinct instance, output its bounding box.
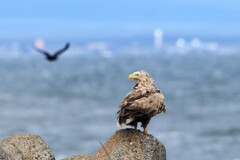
[134,80,156,90]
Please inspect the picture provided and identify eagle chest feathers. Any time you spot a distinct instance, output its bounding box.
[117,70,166,135]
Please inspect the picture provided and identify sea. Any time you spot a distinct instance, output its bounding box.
[0,53,240,160]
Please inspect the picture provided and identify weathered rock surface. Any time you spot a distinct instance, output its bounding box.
[0,147,12,160]
[92,128,166,160]
[0,134,55,160]
[1,129,166,160]
[62,153,91,160]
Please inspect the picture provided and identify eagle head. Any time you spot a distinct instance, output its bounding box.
[128,70,154,89]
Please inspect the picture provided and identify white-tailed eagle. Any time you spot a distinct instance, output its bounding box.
[117,70,166,135]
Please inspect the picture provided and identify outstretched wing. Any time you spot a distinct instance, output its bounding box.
[53,43,70,56]
[33,46,50,56]
[118,89,165,119]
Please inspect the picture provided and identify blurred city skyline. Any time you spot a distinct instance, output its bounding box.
[0,0,240,41]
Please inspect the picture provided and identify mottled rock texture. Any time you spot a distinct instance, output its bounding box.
[92,128,166,160]
[62,153,91,160]
[1,129,166,160]
[0,134,55,160]
[0,147,12,160]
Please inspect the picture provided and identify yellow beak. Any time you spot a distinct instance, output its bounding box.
[128,74,138,79]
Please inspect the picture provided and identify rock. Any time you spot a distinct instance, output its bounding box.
[0,142,23,160]
[0,130,166,160]
[0,134,55,160]
[62,153,91,160]
[0,147,12,160]
[92,128,166,160]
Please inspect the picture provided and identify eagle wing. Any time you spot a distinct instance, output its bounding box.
[118,89,166,120]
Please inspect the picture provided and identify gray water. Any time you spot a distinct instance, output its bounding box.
[0,54,240,160]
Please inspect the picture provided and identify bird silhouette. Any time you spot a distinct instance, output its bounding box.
[34,43,70,61]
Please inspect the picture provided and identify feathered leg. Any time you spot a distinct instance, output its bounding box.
[141,118,151,135]
[143,128,148,135]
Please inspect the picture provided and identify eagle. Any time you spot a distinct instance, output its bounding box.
[117,70,166,135]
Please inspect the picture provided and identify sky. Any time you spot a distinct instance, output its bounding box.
[0,0,240,41]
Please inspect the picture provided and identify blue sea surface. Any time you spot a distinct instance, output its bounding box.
[0,54,240,160]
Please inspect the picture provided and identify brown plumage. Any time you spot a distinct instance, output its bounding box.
[117,70,166,135]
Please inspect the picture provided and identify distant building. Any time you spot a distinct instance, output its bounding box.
[176,38,187,54]
[191,38,202,48]
[86,41,112,57]
[34,39,45,49]
[153,28,163,51]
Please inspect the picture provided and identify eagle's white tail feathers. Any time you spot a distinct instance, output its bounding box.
[117,118,134,128]
[116,122,123,127]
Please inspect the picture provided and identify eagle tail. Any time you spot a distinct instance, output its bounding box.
[117,117,134,128]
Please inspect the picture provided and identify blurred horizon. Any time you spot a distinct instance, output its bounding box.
[0,0,240,42]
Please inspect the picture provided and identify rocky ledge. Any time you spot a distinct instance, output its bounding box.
[0,134,55,160]
[0,129,166,160]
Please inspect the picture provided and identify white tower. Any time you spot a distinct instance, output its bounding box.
[153,28,163,50]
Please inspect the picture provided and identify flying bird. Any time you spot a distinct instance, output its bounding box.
[33,43,70,61]
[117,70,166,135]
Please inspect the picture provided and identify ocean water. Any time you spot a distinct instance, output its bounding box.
[0,54,240,160]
